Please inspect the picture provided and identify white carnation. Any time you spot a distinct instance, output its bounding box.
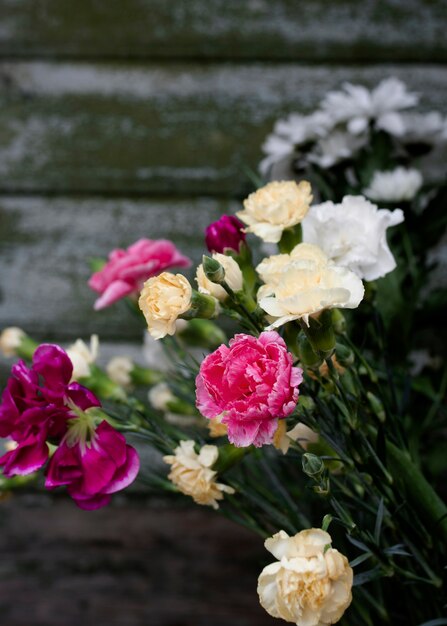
[321,78,418,136]
[66,335,99,380]
[363,167,423,202]
[302,195,404,281]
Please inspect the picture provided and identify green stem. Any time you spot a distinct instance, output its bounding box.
[386,442,447,543]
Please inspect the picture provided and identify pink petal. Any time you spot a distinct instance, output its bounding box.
[93,280,134,310]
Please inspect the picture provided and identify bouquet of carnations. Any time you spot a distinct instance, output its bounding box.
[1,79,446,625]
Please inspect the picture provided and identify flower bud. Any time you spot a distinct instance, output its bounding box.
[302,453,325,479]
[335,343,355,367]
[331,309,346,333]
[205,215,246,254]
[298,334,323,368]
[202,255,225,284]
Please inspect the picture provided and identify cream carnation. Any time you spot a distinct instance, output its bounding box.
[363,167,423,202]
[302,195,404,281]
[196,253,243,301]
[237,181,313,243]
[257,529,353,626]
[148,382,175,411]
[273,421,319,455]
[0,327,25,357]
[163,440,235,509]
[139,272,192,340]
[66,335,99,380]
[106,355,133,388]
[257,243,364,327]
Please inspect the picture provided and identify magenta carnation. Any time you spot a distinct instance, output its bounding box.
[88,238,191,310]
[205,215,246,254]
[195,331,303,447]
[45,420,140,510]
[0,344,99,476]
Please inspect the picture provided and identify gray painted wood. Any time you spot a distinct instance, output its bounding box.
[0,495,276,625]
[0,195,233,339]
[0,62,446,196]
[0,0,445,61]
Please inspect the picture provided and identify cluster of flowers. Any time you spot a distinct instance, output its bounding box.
[2,165,444,623]
[0,344,139,509]
[260,77,446,204]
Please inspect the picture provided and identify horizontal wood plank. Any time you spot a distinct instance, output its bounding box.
[0,496,276,626]
[0,195,234,340]
[0,0,445,61]
[0,62,446,196]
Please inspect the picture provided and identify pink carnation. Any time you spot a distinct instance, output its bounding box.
[89,238,191,310]
[196,331,303,448]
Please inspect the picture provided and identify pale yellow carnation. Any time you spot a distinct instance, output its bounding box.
[106,356,133,388]
[163,440,235,509]
[258,243,364,327]
[273,422,319,454]
[196,253,243,302]
[0,327,25,357]
[258,529,353,626]
[207,415,229,438]
[237,180,313,243]
[139,272,192,340]
[66,335,99,380]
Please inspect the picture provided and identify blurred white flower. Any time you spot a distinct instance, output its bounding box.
[308,130,367,168]
[106,355,133,388]
[163,440,235,509]
[258,528,353,626]
[363,167,423,202]
[259,112,333,176]
[66,335,99,380]
[0,327,25,358]
[148,382,175,411]
[321,78,418,136]
[302,196,404,281]
[400,111,447,145]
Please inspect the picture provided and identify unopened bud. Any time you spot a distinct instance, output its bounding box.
[202,255,225,284]
[302,453,325,479]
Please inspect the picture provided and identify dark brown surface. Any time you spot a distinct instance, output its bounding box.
[0,494,276,626]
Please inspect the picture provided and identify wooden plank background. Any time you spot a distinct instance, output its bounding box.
[0,0,446,343]
[0,4,446,624]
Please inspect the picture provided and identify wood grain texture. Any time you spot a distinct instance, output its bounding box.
[0,195,235,340]
[0,495,276,626]
[0,62,446,196]
[0,0,445,61]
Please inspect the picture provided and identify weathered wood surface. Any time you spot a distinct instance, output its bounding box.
[0,0,445,62]
[0,495,276,625]
[0,62,446,197]
[0,196,232,339]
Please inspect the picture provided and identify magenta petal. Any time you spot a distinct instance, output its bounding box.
[45,444,82,488]
[67,383,101,410]
[93,280,133,310]
[69,491,112,511]
[0,434,48,476]
[33,344,73,392]
[103,445,140,494]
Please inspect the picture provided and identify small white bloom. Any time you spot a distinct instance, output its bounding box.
[322,78,418,136]
[237,180,313,244]
[106,356,133,388]
[196,253,243,301]
[400,111,447,146]
[363,167,423,202]
[257,243,364,327]
[258,529,353,625]
[163,440,235,509]
[139,272,192,340]
[0,327,26,357]
[308,130,367,168]
[302,195,404,281]
[66,335,99,380]
[148,382,175,411]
